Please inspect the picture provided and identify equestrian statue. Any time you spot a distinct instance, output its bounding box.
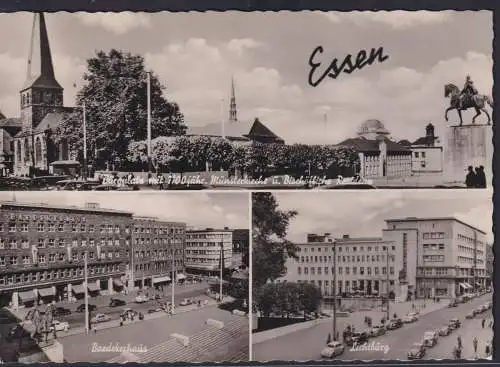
[444,75,493,126]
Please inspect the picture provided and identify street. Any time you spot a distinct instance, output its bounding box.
[59,305,248,363]
[252,294,492,361]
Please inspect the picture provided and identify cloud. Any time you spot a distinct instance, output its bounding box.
[75,12,152,35]
[227,38,263,57]
[323,11,453,29]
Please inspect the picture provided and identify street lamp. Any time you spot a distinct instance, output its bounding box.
[171,247,175,314]
[332,241,337,340]
[385,246,390,321]
[84,251,89,335]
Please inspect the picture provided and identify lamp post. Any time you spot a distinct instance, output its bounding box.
[386,246,390,321]
[332,241,337,340]
[171,248,175,314]
[84,251,89,335]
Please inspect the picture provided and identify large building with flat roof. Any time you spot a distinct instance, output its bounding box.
[184,228,233,275]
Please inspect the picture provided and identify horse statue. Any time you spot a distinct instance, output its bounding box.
[444,83,493,126]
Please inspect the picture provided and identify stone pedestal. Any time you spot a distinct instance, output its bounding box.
[445,124,493,186]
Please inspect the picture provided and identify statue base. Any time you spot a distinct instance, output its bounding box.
[445,124,492,187]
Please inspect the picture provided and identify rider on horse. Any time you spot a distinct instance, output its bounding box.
[460,75,478,108]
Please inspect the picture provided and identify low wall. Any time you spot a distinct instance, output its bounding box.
[253,317,329,345]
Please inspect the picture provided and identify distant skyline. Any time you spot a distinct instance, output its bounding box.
[0,192,250,229]
[0,11,492,144]
[273,190,493,243]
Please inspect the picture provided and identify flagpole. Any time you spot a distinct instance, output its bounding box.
[220,242,223,302]
[171,249,175,314]
[147,72,152,174]
[84,251,89,335]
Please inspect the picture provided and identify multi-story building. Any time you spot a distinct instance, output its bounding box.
[485,244,493,287]
[131,216,186,288]
[184,228,233,275]
[0,202,133,308]
[278,216,487,301]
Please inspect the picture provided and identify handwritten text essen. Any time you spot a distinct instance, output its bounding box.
[308,46,389,87]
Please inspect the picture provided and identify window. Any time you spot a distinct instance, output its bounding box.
[414,152,419,158]
[298,267,302,275]
[49,254,56,262]
[360,267,364,275]
[10,256,18,265]
[21,223,28,232]
[0,256,5,266]
[9,239,17,249]
[38,239,45,248]
[352,267,357,275]
[58,223,64,232]
[37,223,44,232]
[367,267,372,275]
[49,223,55,232]
[422,152,426,158]
[324,267,329,275]
[8,222,16,232]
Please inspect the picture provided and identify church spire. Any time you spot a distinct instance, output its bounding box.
[229,76,238,123]
[22,12,62,91]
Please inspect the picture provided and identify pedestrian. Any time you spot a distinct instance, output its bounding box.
[473,337,478,354]
[486,344,491,356]
[457,336,462,349]
[482,319,485,328]
[489,320,493,328]
[466,166,477,188]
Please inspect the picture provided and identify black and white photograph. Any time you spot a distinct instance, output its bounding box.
[0,11,493,190]
[0,192,249,363]
[252,190,493,361]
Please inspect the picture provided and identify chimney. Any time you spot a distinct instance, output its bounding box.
[224,226,229,230]
[342,234,349,239]
[426,123,435,146]
[324,232,331,236]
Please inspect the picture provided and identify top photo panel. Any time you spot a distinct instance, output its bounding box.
[0,11,493,191]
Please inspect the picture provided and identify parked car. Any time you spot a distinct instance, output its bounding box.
[403,314,418,323]
[447,300,458,308]
[91,313,111,323]
[120,308,138,318]
[465,311,475,319]
[438,325,451,336]
[369,325,386,337]
[386,319,403,330]
[179,298,194,306]
[49,320,70,332]
[148,307,163,314]
[320,341,345,358]
[345,331,369,346]
[149,294,161,300]
[109,298,126,307]
[407,342,426,359]
[448,318,461,330]
[52,307,72,316]
[135,295,148,303]
[76,304,97,313]
[423,331,438,347]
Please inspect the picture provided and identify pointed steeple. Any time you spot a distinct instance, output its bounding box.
[22,12,62,91]
[229,76,238,123]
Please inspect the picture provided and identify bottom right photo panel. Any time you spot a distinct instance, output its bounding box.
[251,189,493,361]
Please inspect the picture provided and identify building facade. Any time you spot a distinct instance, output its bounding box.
[409,124,444,175]
[0,202,133,308]
[184,228,233,275]
[131,217,186,288]
[278,217,487,302]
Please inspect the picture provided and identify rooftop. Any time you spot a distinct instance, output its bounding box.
[0,201,133,216]
[385,217,486,234]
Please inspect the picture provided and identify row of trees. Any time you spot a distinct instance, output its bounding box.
[252,193,323,315]
[127,137,360,178]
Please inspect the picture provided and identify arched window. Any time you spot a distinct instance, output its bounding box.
[16,141,21,163]
[61,141,69,160]
[35,137,42,163]
[24,138,30,162]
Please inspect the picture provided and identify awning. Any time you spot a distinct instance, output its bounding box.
[113,279,124,287]
[38,287,55,298]
[476,282,482,287]
[177,273,186,280]
[19,290,36,302]
[459,283,467,289]
[153,276,171,284]
[464,282,472,289]
[87,283,101,292]
[72,284,85,294]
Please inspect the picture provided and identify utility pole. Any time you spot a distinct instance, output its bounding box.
[82,101,87,180]
[473,232,477,294]
[219,241,224,302]
[386,247,390,321]
[84,251,89,335]
[147,71,152,174]
[171,248,175,314]
[332,242,337,340]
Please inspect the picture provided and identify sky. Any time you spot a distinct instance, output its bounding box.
[0,192,250,229]
[0,11,492,144]
[272,189,493,243]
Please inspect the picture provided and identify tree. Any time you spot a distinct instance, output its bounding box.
[54,49,186,170]
[252,192,298,295]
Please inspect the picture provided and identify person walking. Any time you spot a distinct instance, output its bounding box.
[482,319,486,328]
[466,166,477,188]
[457,336,462,349]
[473,337,478,355]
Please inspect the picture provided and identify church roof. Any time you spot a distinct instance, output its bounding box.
[357,119,390,136]
[0,118,22,137]
[337,137,410,153]
[187,118,284,143]
[398,139,412,147]
[14,110,73,137]
[412,136,438,146]
[21,13,62,91]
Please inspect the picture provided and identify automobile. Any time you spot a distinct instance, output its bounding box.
[49,320,70,332]
[403,314,418,323]
[447,300,458,308]
[30,175,71,190]
[344,331,369,346]
[6,325,31,341]
[369,325,386,337]
[386,319,403,330]
[109,298,126,307]
[320,341,345,358]
[120,308,138,318]
[92,184,119,191]
[149,294,161,301]
[91,313,111,323]
[448,318,461,330]
[423,331,438,347]
[407,342,426,359]
[135,295,148,303]
[438,325,451,336]
[52,307,72,316]
[465,311,476,319]
[148,307,163,314]
[76,303,97,313]
[179,298,194,306]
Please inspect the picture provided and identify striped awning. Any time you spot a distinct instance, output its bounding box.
[464,282,472,289]
[113,279,124,287]
[152,276,171,284]
[38,287,55,297]
[87,283,100,292]
[19,290,36,302]
[72,284,85,294]
[459,283,466,289]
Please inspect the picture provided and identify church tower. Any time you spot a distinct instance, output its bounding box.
[20,12,63,133]
[228,76,238,123]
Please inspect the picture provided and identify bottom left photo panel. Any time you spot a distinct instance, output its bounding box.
[0,191,250,364]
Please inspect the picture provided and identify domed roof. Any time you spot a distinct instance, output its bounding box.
[357,119,390,136]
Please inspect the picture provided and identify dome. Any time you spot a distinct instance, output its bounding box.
[357,119,390,138]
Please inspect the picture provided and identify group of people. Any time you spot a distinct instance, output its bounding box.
[465,165,487,188]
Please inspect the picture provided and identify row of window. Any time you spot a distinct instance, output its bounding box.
[134,249,181,259]
[299,254,396,264]
[134,238,182,246]
[185,249,231,255]
[279,279,396,293]
[185,242,230,248]
[134,227,184,235]
[297,266,395,276]
[457,245,484,256]
[299,245,396,253]
[186,234,231,240]
[0,238,125,249]
[0,251,123,266]
[457,233,484,245]
[423,243,445,250]
[0,264,120,286]
[423,255,445,262]
[422,232,445,239]
[418,267,486,277]
[184,257,229,264]
[134,260,182,272]
[457,256,485,265]
[4,222,126,234]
